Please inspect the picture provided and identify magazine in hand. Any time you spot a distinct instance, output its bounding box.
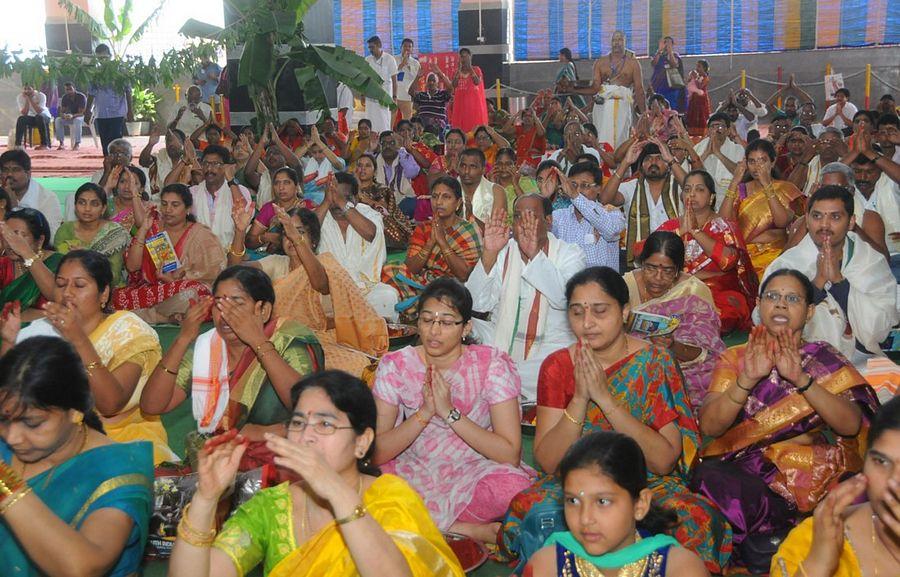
[145,231,181,273]
[627,311,680,337]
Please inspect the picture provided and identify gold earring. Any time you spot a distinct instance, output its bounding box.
[71,411,84,425]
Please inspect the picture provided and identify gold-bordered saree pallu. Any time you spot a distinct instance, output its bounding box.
[214,474,465,577]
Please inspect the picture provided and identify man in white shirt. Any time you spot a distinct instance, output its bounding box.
[138,127,186,196]
[395,38,420,124]
[694,112,745,208]
[729,88,767,141]
[823,88,858,133]
[189,144,252,248]
[14,85,51,149]
[762,185,897,365]
[364,36,398,134]
[458,148,506,228]
[316,172,399,319]
[466,194,586,401]
[601,140,686,269]
[169,85,213,140]
[0,150,62,236]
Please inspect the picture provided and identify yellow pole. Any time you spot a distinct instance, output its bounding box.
[741,70,746,89]
[826,63,832,76]
[174,83,181,103]
[496,78,501,111]
[865,63,871,109]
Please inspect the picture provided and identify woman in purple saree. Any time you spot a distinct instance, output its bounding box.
[692,269,880,572]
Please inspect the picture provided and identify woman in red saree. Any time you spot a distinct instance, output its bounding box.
[112,184,226,323]
[657,170,758,334]
[448,48,488,133]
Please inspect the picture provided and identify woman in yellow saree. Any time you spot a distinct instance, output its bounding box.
[229,204,388,378]
[168,370,465,577]
[3,250,175,465]
[719,139,806,279]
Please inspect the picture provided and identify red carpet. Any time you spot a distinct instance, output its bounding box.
[0,136,152,178]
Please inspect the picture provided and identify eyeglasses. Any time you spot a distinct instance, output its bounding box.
[569,181,597,191]
[284,417,354,436]
[109,151,130,158]
[0,166,24,175]
[201,161,225,168]
[418,314,464,329]
[761,291,805,305]
[642,263,679,278]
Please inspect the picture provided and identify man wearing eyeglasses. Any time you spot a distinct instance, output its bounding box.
[466,194,586,401]
[762,185,897,365]
[0,149,62,236]
[550,162,625,270]
[189,145,252,248]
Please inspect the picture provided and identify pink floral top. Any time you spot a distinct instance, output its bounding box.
[373,344,532,529]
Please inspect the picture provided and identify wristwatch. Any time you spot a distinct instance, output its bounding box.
[445,408,461,424]
[22,254,37,269]
[343,202,354,213]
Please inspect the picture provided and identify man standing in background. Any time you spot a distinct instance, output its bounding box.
[364,35,398,134]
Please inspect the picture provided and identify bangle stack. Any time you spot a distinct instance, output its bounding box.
[0,462,30,516]
[177,503,217,547]
[85,360,102,378]
[228,245,247,258]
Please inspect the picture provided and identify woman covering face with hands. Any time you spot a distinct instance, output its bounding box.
[694,269,880,573]
[167,370,465,577]
[139,266,323,463]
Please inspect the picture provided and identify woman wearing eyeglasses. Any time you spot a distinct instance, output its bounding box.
[623,231,725,414]
[498,266,731,574]
[140,265,323,467]
[168,370,465,577]
[372,278,533,544]
[693,268,879,573]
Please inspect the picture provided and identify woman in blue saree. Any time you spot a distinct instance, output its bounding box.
[0,336,154,576]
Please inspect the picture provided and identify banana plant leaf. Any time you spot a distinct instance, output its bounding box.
[179,18,224,40]
[238,33,275,88]
[293,65,328,120]
[306,44,395,109]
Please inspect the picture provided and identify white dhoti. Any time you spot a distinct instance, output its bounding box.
[365,99,392,134]
[592,84,634,150]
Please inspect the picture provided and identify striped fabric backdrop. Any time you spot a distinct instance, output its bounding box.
[511,0,896,60]
[333,0,461,56]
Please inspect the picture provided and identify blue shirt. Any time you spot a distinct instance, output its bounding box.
[195,63,221,101]
[552,195,625,270]
[88,84,130,119]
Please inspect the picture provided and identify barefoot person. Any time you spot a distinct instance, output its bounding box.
[576,31,647,149]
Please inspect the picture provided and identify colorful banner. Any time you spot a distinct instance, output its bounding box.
[511,0,895,60]
[333,0,461,57]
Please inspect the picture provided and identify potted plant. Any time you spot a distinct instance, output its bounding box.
[127,87,159,135]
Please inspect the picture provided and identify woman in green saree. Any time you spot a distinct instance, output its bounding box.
[54,183,130,287]
[0,208,62,321]
[0,336,154,577]
[140,265,324,467]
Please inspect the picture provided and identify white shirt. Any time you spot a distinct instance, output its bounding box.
[824,102,858,131]
[733,102,767,141]
[173,102,213,139]
[395,56,420,103]
[336,83,355,127]
[546,146,602,174]
[16,178,62,237]
[365,52,398,99]
[618,179,671,233]
[465,237,586,401]
[16,92,51,119]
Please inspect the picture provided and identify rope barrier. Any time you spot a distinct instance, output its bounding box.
[871,71,900,93]
[493,66,891,104]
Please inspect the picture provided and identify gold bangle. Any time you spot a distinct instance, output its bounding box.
[562,408,584,427]
[177,503,217,543]
[85,360,101,378]
[163,365,178,376]
[335,504,368,526]
[0,486,33,516]
[228,245,247,257]
[413,411,430,426]
[0,462,26,497]
[177,524,216,547]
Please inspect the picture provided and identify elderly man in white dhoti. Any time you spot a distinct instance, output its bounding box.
[576,31,646,150]
[466,194,586,401]
[761,185,897,366]
[316,172,400,320]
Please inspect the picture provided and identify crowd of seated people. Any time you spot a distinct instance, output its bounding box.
[1,35,899,577]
